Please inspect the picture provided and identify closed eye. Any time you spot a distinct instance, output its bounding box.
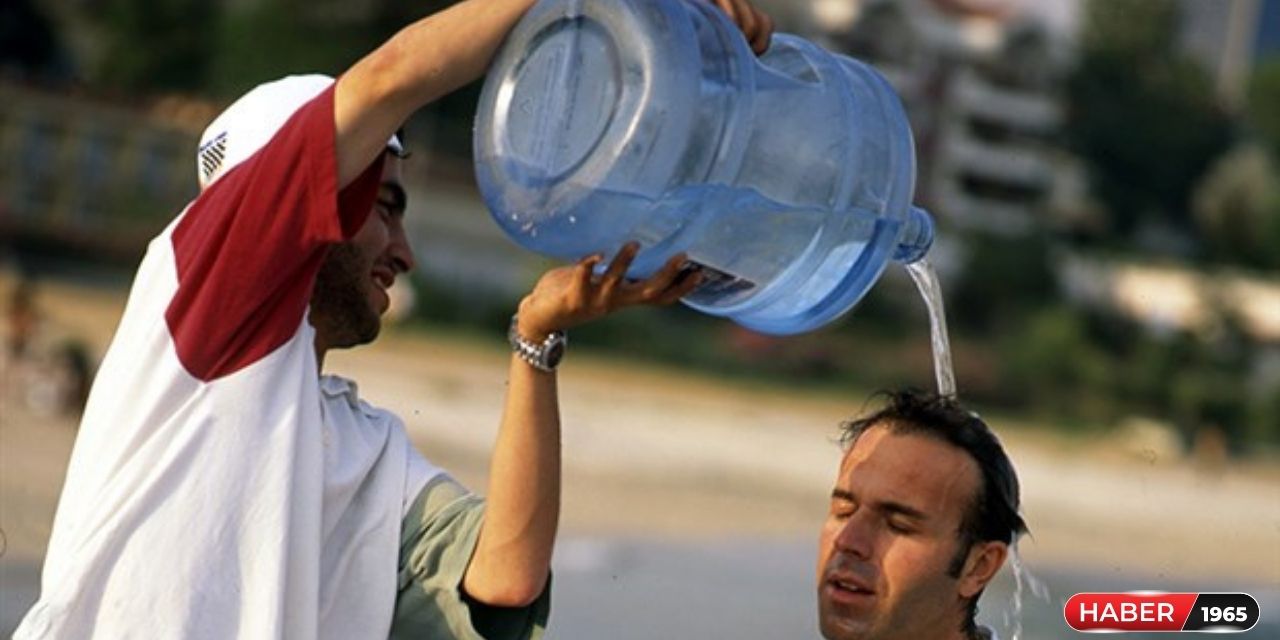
[379,182,407,218]
[886,517,916,534]
[830,488,856,520]
[880,501,926,534]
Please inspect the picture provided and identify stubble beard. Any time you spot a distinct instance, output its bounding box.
[818,559,875,640]
[312,242,381,349]
[819,594,873,640]
[817,569,965,640]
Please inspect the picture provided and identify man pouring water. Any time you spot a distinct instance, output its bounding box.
[13,0,773,638]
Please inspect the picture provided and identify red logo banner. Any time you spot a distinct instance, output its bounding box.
[1064,592,1259,633]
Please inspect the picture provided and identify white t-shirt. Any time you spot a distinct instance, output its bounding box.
[16,85,437,639]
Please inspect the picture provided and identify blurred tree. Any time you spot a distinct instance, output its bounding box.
[999,305,1116,423]
[1248,58,1280,156]
[207,0,376,97]
[1172,368,1249,452]
[92,0,218,92]
[949,231,1058,334]
[369,0,453,33]
[1191,144,1280,270]
[1078,0,1178,54]
[1122,330,1196,415]
[204,0,481,158]
[373,0,492,159]
[1246,383,1280,446]
[1065,0,1233,243]
[0,0,68,81]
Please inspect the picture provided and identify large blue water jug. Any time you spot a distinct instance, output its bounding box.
[474,0,935,335]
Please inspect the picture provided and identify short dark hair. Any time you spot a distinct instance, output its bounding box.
[839,389,1027,633]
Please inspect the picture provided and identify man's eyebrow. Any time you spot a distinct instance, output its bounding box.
[379,182,407,213]
[830,489,928,520]
[875,500,928,521]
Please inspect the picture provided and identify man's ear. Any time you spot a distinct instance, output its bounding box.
[957,541,1008,599]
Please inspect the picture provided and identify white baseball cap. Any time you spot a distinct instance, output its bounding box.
[196,74,405,189]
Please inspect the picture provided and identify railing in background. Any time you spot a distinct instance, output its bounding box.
[0,82,203,263]
[0,81,539,307]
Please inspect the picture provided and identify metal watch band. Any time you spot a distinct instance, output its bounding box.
[507,315,567,372]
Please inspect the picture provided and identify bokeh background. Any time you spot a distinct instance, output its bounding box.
[2,0,1278,637]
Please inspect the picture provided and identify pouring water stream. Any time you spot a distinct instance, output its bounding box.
[904,258,956,398]
[903,257,1052,638]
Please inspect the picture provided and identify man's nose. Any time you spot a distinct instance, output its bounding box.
[833,511,875,560]
[389,229,416,274]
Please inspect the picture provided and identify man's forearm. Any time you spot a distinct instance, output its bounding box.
[462,355,560,607]
[334,0,537,186]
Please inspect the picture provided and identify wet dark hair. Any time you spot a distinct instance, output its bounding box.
[839,389,1027,634]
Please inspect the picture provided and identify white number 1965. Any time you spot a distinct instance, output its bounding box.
[1201,606,1248,623]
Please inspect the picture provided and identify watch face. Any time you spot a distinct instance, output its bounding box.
[545,340,566,368]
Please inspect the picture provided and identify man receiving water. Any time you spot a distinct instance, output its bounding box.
[818,390,1027,640]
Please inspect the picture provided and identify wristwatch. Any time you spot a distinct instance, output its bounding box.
[508,315,567,372]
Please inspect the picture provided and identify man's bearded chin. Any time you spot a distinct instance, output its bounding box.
[819,602,870,640]
[311,242,381,349]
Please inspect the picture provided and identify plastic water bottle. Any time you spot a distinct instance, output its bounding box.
[474,0,934,335]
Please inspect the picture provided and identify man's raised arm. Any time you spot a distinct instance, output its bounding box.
[333,0,537,187]
[330,0,772,189]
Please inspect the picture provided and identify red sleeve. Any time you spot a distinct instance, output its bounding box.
[166,84,385,382]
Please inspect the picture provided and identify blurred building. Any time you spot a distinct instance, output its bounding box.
[0,83,206,262]
[0,80,535,300]
[1060,256,1280,345]
[798,0,1074,235]
[788,0,1280,386]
